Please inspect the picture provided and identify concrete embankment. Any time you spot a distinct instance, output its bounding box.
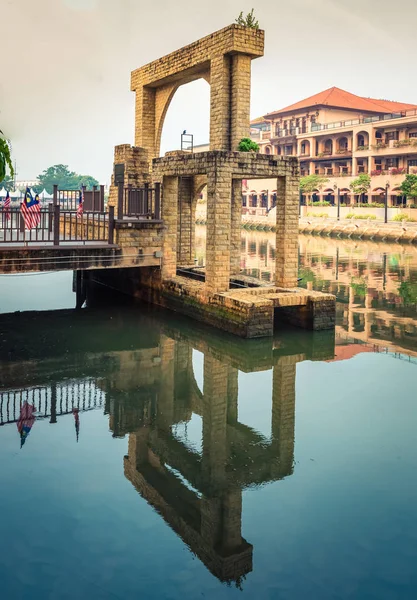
[195,216,417,243]
[298,219,417,243]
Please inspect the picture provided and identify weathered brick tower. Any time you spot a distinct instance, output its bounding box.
[106,24,336,337]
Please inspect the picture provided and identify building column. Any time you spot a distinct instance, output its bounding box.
[230,179,242,276]
[177,177,194,266]
[202,354,228,492]
[210,56,231,151]
[275,174,299,288]
[270,359,296,479]
[227,366,239,424]
[134,85,156,159]
[156,335,176,431]
[206,167,232,293]
[230,54,251,151]
[161,176,179,279]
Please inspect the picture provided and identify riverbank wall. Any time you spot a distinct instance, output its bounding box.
[195,216,417,243]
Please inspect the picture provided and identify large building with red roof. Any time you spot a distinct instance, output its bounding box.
[248,86,417,210]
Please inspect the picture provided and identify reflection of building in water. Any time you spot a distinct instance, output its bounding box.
[209,228,417,357]
[106,325,335,585]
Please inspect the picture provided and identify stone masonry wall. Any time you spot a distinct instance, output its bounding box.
[131,25,264,160]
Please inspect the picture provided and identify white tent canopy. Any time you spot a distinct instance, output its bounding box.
[0,187,7,197]
[9,189,22,198]
[39,188,53,199]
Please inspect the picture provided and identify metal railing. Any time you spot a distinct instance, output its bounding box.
[117,182,161,220]
[0,380,105,426]
[310,108,417,133]
[54,185,105,211]
[0,206,114,246]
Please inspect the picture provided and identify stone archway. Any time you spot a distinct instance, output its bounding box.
[131,25,264,161]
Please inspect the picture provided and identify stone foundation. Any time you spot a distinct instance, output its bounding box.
[92,269,335,338]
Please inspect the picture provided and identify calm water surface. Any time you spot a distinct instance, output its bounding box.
[1,235,417,599]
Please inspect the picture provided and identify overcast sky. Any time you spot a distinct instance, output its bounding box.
[2,0,417,183]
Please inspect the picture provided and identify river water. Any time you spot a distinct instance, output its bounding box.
[1,233,417,599]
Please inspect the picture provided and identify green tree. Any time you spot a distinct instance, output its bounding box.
[235,9,259,28]
[0,136,14,183]
[77,174,100,190]
[350,173,371,204]
[300,174,329,205]
[238,137,259,152]
[0,174,14,191]
[400,174,417,201]
[37,164,99,193]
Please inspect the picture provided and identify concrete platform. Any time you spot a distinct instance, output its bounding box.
[159,276,336,338]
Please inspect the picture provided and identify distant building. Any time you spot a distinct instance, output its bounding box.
[15,179,39,190]
[250,86,417,207]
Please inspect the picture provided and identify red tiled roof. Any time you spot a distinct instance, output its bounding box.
[264,86,417,118]
[327,343,374,363]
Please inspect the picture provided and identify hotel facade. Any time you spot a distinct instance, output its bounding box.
[248,87,417,211]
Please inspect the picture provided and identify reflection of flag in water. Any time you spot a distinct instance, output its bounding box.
[3,190,11,221]
[73,407,80,442]
[20,188,41,229]
[17,401,36,448]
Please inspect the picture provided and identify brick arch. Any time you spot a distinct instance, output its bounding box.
[131,24,264,162]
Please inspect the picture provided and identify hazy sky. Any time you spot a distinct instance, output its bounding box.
[2,0,417,183]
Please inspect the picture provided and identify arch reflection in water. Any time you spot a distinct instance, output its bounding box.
[104,320,335,585]
[0,304,335,587]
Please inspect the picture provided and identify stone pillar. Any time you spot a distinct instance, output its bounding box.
[270,359,296,479]
[227,366,239,424]
[275,175,299,288]
[210,55,231,150]
[202,354,228,492]
[205,166,232,293]
[221,490,244,551]
[177,177,194,266]
[128,428,150,469]
[230,179,242,276]
[134,85,156,160]
[230,54,251,150]
[161,176,179,279]
[156,335,176,431]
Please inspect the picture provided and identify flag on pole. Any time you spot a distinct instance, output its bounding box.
[17,401,36,449]
[72,407,80,442]
[20,188,41,229]
[3,190,11,221]
[77,188,84,218]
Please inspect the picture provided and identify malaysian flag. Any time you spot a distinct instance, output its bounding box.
[77,188,84,218]
[3,190,11,221]
[20,188,41,229]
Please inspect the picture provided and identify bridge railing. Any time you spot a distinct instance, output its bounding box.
[54,185,105,212]
[0,205,115,246]
[0,379,105,426]
[117,182,161,220]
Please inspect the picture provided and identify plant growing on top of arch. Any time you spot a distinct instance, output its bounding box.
[238,138,259,152]
[235,9,259,29]
[0,130,14,183]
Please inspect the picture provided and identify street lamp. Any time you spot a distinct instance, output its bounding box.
[385,181,390,224]
[334,183,340,220]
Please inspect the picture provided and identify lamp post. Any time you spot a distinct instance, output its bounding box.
[334,184,340,220]
[384,181,390,224]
